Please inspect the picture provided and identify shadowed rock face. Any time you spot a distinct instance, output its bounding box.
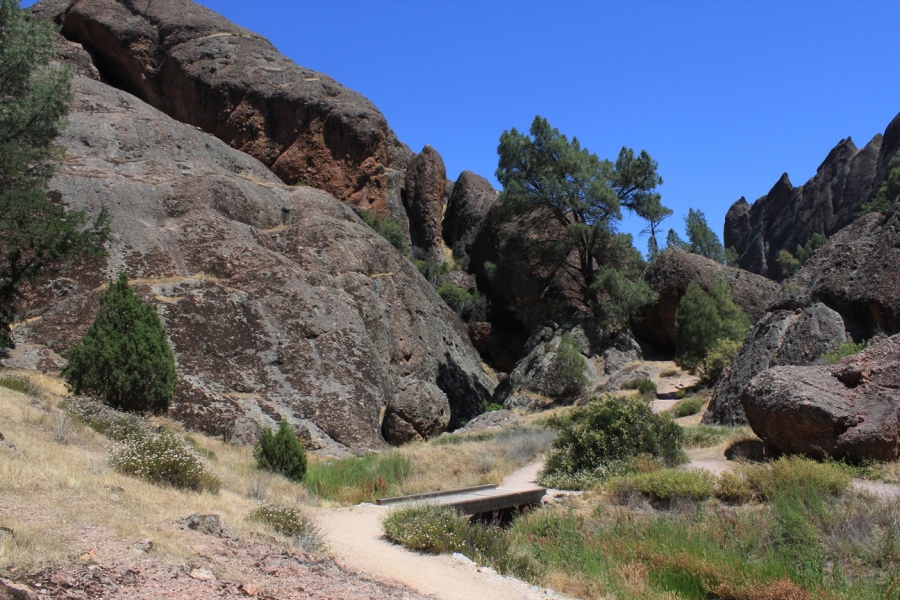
[741,334,900,462]
[725,112,900,279]
[703,304,848,426]
[442,171,499,260]
[789,203,900,339]
[32,0,413,212]
[19,77,491,453]
[632,247,780,352]
[404,145,446,257]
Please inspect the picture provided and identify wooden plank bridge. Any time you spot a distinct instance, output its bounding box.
[376,483,547,515]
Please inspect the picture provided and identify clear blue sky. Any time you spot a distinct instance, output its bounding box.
[35,0,900,252]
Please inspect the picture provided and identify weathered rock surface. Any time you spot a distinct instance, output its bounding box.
[442,171,499,260]
[381,380,450,444]
[403,145,446,257]
[18,77,491,452]
[632,247,780,351]
[793,203,900,338]
[725,112,900,278]
[703,304,848,426]
[741,334,900,462]
[32,0,413,211]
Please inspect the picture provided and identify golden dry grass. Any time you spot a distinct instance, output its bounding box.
[0,372,313,577]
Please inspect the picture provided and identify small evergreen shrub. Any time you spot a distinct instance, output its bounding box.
[550,332,589,399]
[485,402,504,412]
[823,340,866,365]
[109,430,220,492]
[621,377,657,396]
[359,209,409,255]
[248,503,320,550]
[700,337,742,383]
[540,396,684,489]
[860,153,900,217]
[254,420,307,482]
[675,277,751,371]
[673,395,704,418]
[63,272,176,414]
[436,283,489,321]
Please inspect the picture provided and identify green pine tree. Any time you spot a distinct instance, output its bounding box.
[0,0,107,346]
[254,420,307,482]
[674,277,751,370]
[63,272,176,414]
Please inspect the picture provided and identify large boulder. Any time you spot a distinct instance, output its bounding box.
[793,203,900,339]
[703,304,848,425]
[32,0,413,212]
[725,112,900,278]
[741,334,900,462]
[17,76,492,453]
[442,171,499,260]
[404,145,446,257]
[632,247,780,351]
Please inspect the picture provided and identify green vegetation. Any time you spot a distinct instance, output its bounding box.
[494,115,664,324]
[860,152,900,217]
[672,395,704,417]
[540,396,684,489]
[386,455,896,599]
[63,272,176,414]
[436,282,488,321]
[823,340,866,364]
[699,337,742,383]
[304,453,412,504]
[620,376,657,397]
[359,209,408,255]
[413,255,449,285]
[725,245,739,267]
[680,424,742,448]
[0,0,108,347]
[674,276,752,372]
[254,420,307,482]
[777,232,827,276]
[248,503,321,550]
[667,208,726,263]
[549,332,589,400]
[0,372,45,399]
[109,430,220,493]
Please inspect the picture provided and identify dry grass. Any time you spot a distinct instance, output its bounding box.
[0,376,313,577]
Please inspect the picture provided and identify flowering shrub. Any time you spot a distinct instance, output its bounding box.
[248,503,321,550]
[64,395,152,441]
[109,430,220,493]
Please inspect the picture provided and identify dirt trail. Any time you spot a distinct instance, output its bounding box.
[312,463,562,600]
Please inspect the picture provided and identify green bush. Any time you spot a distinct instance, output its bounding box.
[823,340,865,364]
[551,332,589,399]
[109,430,220,492]
[700,337,742,383]
[437,283,489,321]
[359,209,409,255]
[607,468,716,503]
[675,277,751,371]
[672,395,704,418]
[63,272,176,414]
[715,471,753,504]
[540,396,684,489]
[860,153,900,217]
[254,420,307,482]
[742,456,852,501]
[248,503,320,550]
[621,377,657,396]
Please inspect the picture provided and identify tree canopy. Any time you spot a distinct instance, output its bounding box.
[0,0,107,346]
[495,116,664,324]
[666,208,725,263]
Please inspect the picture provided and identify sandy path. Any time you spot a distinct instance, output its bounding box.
[312,463,562,600]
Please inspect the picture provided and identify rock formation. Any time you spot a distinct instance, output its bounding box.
[403,145,446,257]
[31,0,413,213]
[741,334,900,462]
[725,112,900,278]
[18,76,492,453]
[632,247,780,351]
[703,304,848,425]
[793,202,900,339]
[442,171,499,260]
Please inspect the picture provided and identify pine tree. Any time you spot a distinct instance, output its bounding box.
[0,0,107,346]
[254,420,307,482]
[63,272,176,414]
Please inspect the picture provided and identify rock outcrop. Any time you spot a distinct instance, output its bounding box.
[442,171,499,260]
[725,112,900,278]
[32,0,413,212]
[632,247,780,351]
[793,202,900,338]
[403,145,446,257]
[703,304,848,426]
[18,76,491,453]
[741,334,900,462]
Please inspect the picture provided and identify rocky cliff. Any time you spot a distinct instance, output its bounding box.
[725,112,900,278]
[17,72,492,453]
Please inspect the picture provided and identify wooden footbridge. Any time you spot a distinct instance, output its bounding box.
[376,483,547,516]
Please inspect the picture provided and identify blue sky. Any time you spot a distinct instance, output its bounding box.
[34,1,900,252]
